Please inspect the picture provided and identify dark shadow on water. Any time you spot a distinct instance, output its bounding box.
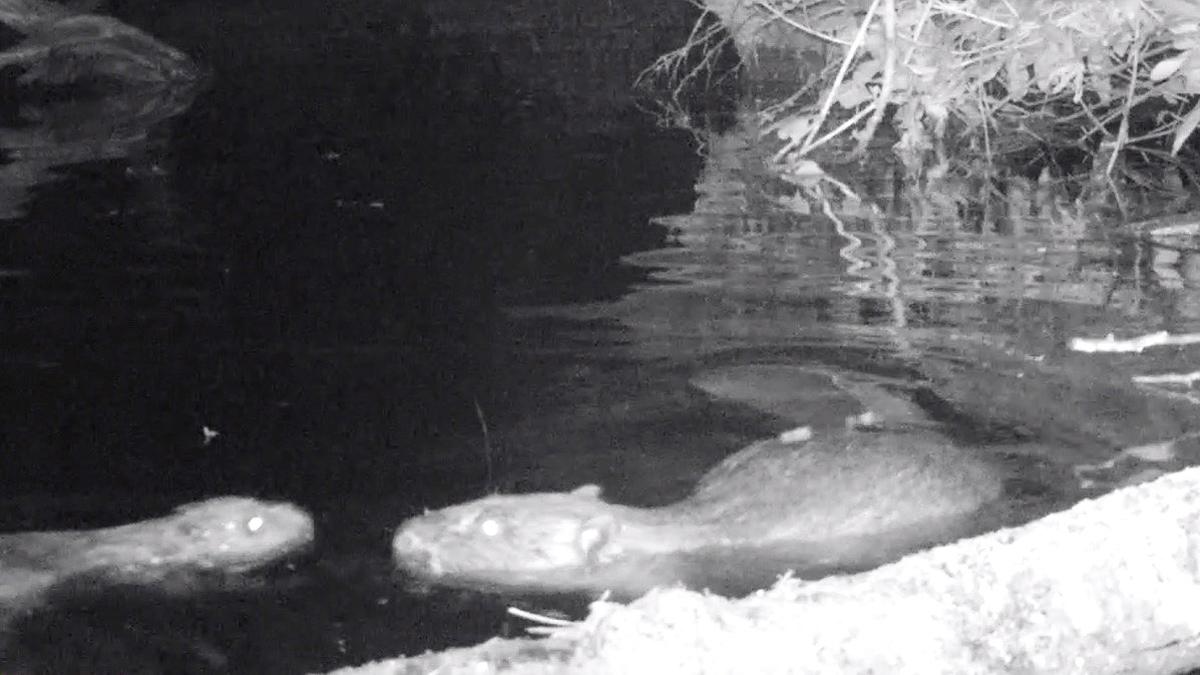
[0,0,708,671]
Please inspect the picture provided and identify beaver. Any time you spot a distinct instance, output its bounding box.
[0,497,314,620]
[392,428,1005,598]
[688,363,930,429]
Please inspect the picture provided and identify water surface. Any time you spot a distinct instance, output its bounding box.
[2,1,1200,672]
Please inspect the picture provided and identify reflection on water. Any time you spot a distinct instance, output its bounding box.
[511,112,1200,513]
[0,0,705,670]
[0,70,203,221]
[2,12,1200,673]
[428,114,1200,666]
[403,118,1200,662]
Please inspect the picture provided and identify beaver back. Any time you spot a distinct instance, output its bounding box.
[681,429,1003,544]
[391,431,1006,596]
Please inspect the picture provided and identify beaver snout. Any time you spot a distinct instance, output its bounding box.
[392,529,443,576]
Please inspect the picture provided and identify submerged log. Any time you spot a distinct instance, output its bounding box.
[0,0,201,88]
[332,465,1200,674]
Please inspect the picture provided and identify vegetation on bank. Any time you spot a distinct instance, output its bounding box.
[649,0,1200,178]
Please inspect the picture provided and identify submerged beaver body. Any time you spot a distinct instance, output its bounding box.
[0,497,314,618]
[393,428,1004,597]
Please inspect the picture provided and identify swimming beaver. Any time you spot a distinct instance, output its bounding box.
[0,497,314,619]
[688,364,930,429]
[392,428,1004,597]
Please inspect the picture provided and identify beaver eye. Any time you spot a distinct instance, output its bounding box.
[479,519,502,537]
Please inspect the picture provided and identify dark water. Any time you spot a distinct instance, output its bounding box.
[4,1,1200,673]
[0,1,704,672]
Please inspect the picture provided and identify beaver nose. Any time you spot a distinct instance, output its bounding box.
[393,540,446,577]
[392,528,422,553]
[396,546,431,570]
[392,530,434,568]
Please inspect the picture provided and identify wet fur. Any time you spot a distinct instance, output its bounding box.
[393,429,1004,596]
[0,497,314,613]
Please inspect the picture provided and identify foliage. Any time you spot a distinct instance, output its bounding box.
[652,0,1200,175]
[634,7,742,136]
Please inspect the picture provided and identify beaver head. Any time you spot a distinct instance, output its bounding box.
[158,497,315,573]
[392,485,632,589]
[76,497,316,580]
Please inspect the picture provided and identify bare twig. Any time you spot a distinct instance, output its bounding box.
[853,0,896,155]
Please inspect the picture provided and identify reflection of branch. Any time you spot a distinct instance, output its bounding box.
[0,73,201,219]
[1133,371,1200,407]
[1069,331,1200,353]
[1134,371,1200,386]
[0,0,201,87]
[818,186,870,281]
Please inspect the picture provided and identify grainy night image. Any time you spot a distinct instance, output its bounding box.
[2,0,1200,672]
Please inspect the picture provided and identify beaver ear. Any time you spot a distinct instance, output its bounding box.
[570,484,604,499]
[577,515,618,565]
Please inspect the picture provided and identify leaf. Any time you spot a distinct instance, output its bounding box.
[787,159,825,178]
[1007,56,1030,101]
[1151,56,1184,82]
[908,63,938,80]
[774,113,816,143]
[1171,98,1200,156]
[836,84,873,109]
